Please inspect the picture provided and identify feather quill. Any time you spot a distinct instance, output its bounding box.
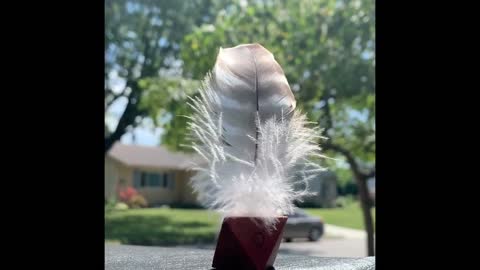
[187,43,325,228]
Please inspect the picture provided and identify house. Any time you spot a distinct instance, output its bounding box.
[300,170,338,208]
[105,143,338,208]
[105,143,204,206]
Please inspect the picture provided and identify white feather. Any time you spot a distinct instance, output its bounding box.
[186,44,326,228]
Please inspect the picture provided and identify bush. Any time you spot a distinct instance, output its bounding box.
[105,198,117,213]
[117,186,148,208]
[337,182,359,196]
[335,195,357,208]
[128,194,148,208]
[118,187,138,202]
[335,196,347,208]
[114,202,129,210]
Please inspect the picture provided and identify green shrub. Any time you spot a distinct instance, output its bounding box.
[105,198,117,213]
[128,194,148,208]
[114,202,129,210]
[335,195,357,208]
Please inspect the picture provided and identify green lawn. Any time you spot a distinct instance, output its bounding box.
[305,202,375,231]
[105,208,221,246]
[105,203,375,245]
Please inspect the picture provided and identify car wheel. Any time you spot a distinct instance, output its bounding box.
[308,227,322,241]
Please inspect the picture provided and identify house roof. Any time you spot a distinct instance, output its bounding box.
[107,142,205,170]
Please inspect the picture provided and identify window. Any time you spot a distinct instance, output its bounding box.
[140,173,147,187]
[133,170,175,189]
[148,173,161,187]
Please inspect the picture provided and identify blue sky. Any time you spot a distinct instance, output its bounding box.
[106,95,163,146]
[121,127,163,146]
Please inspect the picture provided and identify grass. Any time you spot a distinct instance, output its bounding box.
[105,203,375,245]
[105,208,220,246]
[305,202,375,231]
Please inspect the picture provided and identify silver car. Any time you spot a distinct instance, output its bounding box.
[283,209,324,242]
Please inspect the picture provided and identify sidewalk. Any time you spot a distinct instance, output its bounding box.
[324,224,370,239]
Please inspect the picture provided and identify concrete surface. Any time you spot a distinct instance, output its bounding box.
[324,224,368,239]
[279,238,367,257]
[105,244,375,270]
[279,224,375,257]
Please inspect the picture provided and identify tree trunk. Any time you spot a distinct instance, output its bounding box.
[105,134,120,155]
[104,81,144,155]
[354,173,375,256]
[324,142,375,256]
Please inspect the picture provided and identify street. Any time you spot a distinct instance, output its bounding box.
[279,238,367,257]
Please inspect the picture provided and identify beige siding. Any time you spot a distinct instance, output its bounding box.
[105,157,119,200]
[137,187,177,205]
[177,171,199,205]
[117,163,133,187]
[105,157,133,200]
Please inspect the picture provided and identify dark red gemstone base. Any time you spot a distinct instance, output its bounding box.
[212,216,287,270]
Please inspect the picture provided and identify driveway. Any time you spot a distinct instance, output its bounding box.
[279,238,367,257]
[324,224,368,239]
[277,224,375,257]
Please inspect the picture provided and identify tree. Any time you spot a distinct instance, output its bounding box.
[173,0,376,255]
[105,0,376,255]
[104,0,217,154]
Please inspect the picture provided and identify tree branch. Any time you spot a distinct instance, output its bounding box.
[319,95,374,179]
[323,141,360,172]
[105,81,146,153]
[318,93,375,255]
[105,20,157,152]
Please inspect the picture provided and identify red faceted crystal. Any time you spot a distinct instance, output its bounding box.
[212,216,288,270]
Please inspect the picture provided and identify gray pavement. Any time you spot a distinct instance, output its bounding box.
[105,244,376,269]
[279,238,368,257]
